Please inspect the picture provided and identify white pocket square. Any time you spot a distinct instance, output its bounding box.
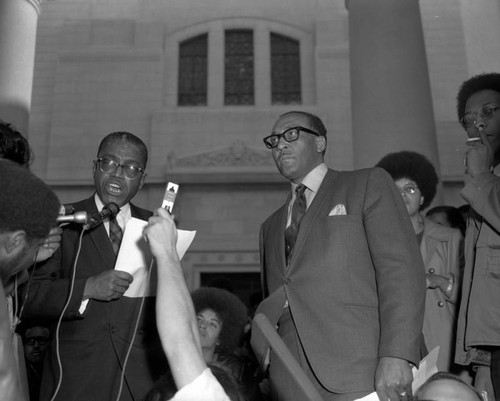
[329,204,347,216]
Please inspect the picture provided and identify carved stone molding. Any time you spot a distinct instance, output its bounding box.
[166,140,274,170]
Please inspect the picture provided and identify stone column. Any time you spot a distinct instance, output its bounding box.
[0,0,41,134]
[347,0,440,172]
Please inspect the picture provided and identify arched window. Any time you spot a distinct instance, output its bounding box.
[178,33,208,106]
[271,33,301,105]
[224,29,254,105]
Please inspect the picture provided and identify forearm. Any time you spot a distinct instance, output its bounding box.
[155,254,205,388]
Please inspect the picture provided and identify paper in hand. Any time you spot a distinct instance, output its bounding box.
[114,217,196,297]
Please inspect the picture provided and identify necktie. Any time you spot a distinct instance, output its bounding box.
[109,217,123,255]
[285,184,307,265]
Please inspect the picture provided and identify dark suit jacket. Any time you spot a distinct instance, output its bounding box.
[254,168,425,393]
[21,196,166,401]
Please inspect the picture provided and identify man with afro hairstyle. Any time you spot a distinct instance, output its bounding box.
[454,72,500,401]
[0,160,60,401]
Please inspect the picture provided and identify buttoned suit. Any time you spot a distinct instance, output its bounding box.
[21,196,166,401]
[255,168,426,394]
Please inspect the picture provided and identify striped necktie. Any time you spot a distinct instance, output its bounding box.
[285,184,307,265]
[109,217,123,255]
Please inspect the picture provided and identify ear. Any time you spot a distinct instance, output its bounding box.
[420,196,424,206]
[138,172,147,190]
[315,136,327,153]
[3,230,28,256]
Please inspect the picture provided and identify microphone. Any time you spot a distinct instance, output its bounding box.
[56,211,88,224]
[83,202,120,230]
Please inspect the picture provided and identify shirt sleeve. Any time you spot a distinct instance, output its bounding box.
[168,368,231,401]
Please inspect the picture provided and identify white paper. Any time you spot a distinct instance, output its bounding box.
[114,217,196,297]
[354,347,440,401]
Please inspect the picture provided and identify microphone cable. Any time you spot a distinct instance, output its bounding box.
[114,257,155,401]
[49,228,85,401]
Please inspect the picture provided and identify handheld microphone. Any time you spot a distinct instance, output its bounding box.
[83,202,120,230]
[56,211,88,224]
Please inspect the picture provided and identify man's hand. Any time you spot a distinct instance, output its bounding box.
[35,227,62,263]
[465,131,494,177]
[83,270,133,301]
[375,357,413,401]
[475,366,494,401]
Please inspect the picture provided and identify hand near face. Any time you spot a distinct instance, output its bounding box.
[35,227,63,263]
[465,131,494,177]
[375,356,413,401]
[83,270,133,301]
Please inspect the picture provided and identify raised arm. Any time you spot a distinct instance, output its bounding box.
[143,208,206,388]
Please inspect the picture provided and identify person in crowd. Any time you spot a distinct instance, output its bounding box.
[0,120,61,264]
[0,161,60,401]
[191,287,247,367]
[192,287,262,400]
[0,120,32,167]
[143,207,232,401]
[376,151,464,372]
[426,206,466,237]
[454,72,500,401]
[415,372,483,401]
[253,110,426,401]
[20,132,167,401]
[18,321,51,401]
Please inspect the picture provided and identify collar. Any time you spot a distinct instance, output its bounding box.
[291,163,328,194]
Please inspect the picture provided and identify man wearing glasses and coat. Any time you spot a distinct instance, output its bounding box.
[253,111,426,401]
[21,132,166,401]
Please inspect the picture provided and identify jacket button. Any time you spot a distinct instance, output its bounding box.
[283,278,290,285]
[438,301,444,307]
[428,268,435,274]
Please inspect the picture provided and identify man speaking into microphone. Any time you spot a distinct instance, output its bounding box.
[21,132,167,401]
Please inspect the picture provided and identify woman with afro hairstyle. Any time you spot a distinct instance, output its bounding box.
[191,287,249,380]
[376,151,464,372]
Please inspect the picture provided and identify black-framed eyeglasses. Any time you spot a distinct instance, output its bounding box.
[94,157,145,180]
[263,126,320,149]
[460,105,499,129]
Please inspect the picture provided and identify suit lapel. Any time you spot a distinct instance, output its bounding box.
[83,196,117,268]
[273,196,290,274]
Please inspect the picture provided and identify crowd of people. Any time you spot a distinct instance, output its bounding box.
[1,71,500,401]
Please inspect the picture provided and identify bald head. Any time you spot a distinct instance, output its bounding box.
[416,373,482,401]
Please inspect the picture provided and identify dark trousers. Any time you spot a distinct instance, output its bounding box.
[490,348,500,401]
[269,307,371,401]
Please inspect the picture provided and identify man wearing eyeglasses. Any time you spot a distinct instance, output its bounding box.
[455,73,500,401]
[253,111,426,401]
[21,132,167,401]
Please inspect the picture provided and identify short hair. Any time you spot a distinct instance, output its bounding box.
[279,111,327,138]
[376,151,438,210]
[415,371,482,401]
[97,131,148,167]
[0,120,32,167]
[191,287,248,356]
[456,73,500,122]
[0,161,60,244]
